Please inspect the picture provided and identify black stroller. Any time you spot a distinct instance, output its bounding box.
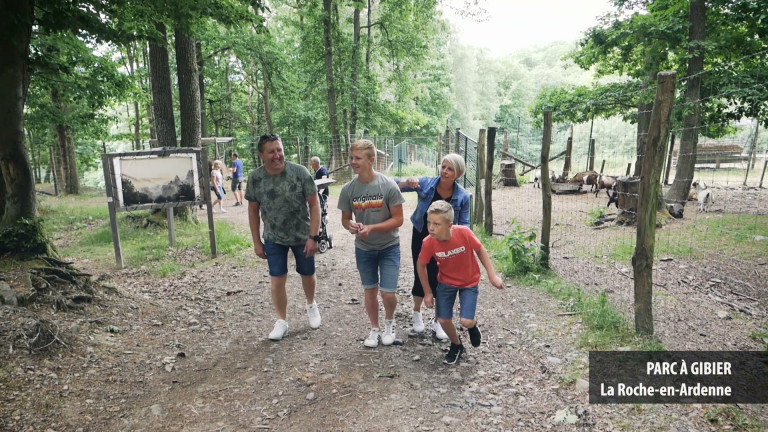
[315,178,335,253]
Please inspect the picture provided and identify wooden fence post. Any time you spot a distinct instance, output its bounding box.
[539,111,553,269]
[485,127,496,234]
[634,71,676,336]
[475,129,486,225]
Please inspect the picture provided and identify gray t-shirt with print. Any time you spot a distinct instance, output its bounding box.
[245,162,317,245]
[338,173,405,251]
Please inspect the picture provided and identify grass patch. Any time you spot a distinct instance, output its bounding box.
[38,191,251,276]
[517,272,664,351]
[602,213,768,263]
[705,405,764,431]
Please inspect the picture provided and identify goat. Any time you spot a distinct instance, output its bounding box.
[687,180,699,201]
[606,185,619,209]
[594,174,618,197]
[568,170,598,191]
[583,171,599,191]
[696,181,714,212]
[533,169,555,188]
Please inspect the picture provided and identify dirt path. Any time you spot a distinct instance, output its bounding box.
[2,191,767,431]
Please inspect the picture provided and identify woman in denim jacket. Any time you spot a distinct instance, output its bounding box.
[396,153,470,340]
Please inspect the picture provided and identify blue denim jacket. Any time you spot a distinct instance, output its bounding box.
[396,176,471,233]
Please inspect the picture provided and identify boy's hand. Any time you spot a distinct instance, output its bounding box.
[424,293,434,308]
[489,274,504,290]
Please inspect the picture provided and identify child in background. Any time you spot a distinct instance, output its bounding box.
[417,200,504,364]
[211,160,227,213]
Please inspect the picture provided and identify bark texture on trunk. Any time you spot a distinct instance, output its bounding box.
[149,22,177,147]
[175,29,201,148]
[666,0,706,205]
[0,0,36,227]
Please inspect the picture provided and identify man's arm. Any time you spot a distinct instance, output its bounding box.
[248,200,266,259]
[304,192,321,256]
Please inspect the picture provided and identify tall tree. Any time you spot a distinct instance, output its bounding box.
[322,0,342,167]
[175,28,201,147]
[148,22,177,148]
[0,0,35,228]
[665,0,705,205]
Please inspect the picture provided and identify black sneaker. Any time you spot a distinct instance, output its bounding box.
[443,343,465,365]
[468,325,482,347]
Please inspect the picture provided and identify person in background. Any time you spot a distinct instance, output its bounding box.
[417,200,504,364]
[310,156,330,198]
[245,135,322,341]
[395,153,470,341]
[211,160,227,213]
[230,152,244,206]
[338,139,405,348]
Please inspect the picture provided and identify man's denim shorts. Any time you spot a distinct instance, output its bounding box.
[264,241,315,277]
[435,283,479,320]
[354,244,400,293]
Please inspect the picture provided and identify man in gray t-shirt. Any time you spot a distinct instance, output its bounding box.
[245,135,322,342]
[338,139,405,349]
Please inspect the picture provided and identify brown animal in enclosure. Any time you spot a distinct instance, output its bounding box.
[688,180,700,201]
[567,170,598,191]
[594,174,618,197]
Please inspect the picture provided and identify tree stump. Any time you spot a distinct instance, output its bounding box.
[616,176,639,225]
[500,161,517,186]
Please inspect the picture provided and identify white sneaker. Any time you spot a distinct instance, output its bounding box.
[364,328,381,348]
[381,320,395,346]
[306,302,321,329]
[220,208,227,213]
[433,321,449,341]
[412,311,425,333]
[268,319,288,341]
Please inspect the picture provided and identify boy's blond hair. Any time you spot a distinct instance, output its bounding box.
[349,139,377,161]
[427,200,453,224]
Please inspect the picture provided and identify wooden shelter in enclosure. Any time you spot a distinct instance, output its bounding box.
[672,138,749,168]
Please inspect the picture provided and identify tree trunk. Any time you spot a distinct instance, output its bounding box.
[175,29,201,148]
[149,22,177,148]
[322,0,341,168]
[259,57,273,134]
[633,71,676,336]
[539,111,553,269]
[142,43,155,141]
[665,0,705,205]
[197,41,207,138]
[350,6,360,137]
[0,0,36,228]
[64,129,79,194]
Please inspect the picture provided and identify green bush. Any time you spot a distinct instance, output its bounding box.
[487,219,541,276]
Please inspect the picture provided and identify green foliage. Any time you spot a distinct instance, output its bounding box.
[390,162,435,179]
[521,273,664,351]
[486,219,541,276]
[0,218,53,257]
[587,206,606,227]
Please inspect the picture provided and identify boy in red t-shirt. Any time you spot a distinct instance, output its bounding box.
[417,200,504,364]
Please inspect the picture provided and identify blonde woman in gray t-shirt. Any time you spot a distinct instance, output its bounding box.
[338,139,405,348]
